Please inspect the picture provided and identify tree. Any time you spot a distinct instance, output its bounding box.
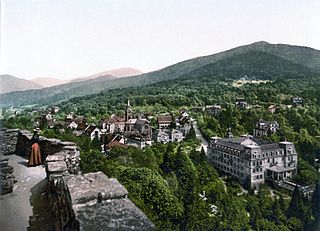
[186,124,196,140]
[312,180,320,230]
[287,185,312,224]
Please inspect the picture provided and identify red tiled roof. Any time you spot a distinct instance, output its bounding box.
[106,116,125,123]
[158,115,172,123]
[106,140,128,149]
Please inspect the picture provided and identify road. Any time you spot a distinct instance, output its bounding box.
[192,119,209,154]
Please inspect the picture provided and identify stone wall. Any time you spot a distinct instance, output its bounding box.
[16,129,155,230]
[0,129,16,195]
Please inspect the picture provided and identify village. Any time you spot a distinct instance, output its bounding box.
[30,100,193,153]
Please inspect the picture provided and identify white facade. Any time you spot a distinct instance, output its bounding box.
[208,137,298,188]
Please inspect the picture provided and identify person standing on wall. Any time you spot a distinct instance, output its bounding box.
[28,129,42,167]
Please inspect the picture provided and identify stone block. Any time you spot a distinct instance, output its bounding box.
[0,161,8,168]
[0,156,9,162]
[75,198,155,230]
[47,161,68,174]
[0,166,14,174]
[46,154,65,162]
[65,172,128,205]
[59,141,76,147]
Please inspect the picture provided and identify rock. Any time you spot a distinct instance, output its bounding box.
[65,172,128,205]
[75,198,155,230]
[46,154,65,162]
[47,161,68,174]
[0,166,14,174]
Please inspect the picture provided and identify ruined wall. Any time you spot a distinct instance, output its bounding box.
[16,130,154,230]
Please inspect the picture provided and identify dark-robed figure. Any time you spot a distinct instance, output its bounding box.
[28,129,42,167]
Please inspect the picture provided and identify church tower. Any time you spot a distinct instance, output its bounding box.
[125,99,132,122]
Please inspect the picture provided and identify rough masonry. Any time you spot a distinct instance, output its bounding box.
[4,129,154,230]
[0,128,19,195]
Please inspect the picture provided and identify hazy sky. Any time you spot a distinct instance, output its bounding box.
[1,0,320,80]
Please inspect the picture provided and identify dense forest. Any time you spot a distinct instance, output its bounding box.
[4,72,320,230]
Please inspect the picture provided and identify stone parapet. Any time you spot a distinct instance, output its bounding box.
[0,129,16,195]
[1,128,155,230]
[0,156,14,195]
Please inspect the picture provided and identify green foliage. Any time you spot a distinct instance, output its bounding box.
[113,167,184,229]
[287,186,312,225]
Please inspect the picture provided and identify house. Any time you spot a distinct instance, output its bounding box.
[153,128,184,143]
[102,116,125,134]
[208,136,298,188]
[66,114,74,120]
[253,119,279,138]
[176,111,190,125]
[206,105,221,116]
[67,121,78,129]
[157,115,172,129]
[77,122,88,131]
[235,98,248,109]
[154,130,171,144]
[46,112,53,121]
[85,126,102,141]
[51,106,60,114]
[74,116,86,124]
[126,134,153,149]
[170,129,184,142]
[267,105,277,114]
[293,96,303,106]
[104,134,127,153]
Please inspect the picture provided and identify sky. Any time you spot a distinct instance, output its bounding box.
[1,0,320,80]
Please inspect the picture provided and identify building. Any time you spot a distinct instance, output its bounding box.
[253,119,279,138]
[235,98,248,109]
[153,128,184,144]
[208,136,298,188]
[126,134,153,149]
[206,105,221,116]
[101,116,125,134]
[170,129,184,142]
[67,121,78,129]
[154,130,170,144]
[85,126,102,141]
[267,105,277,114]
[157,115,172,129]
[51,106,60,114]
[293,96,303,106]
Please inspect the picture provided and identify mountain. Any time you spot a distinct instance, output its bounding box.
[182,50,316,80]
[70,68,143,83]
[31,77,68,87]
[0,75,43,94]
[1,41,320,107]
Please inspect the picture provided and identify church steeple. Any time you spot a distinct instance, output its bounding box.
[125,99,132,122]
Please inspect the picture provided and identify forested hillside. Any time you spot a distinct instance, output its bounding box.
[1,41,320,107]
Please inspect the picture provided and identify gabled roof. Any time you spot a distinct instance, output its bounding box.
[106,116,125,124]
[85,125,97,134]
[74,116,85,123]
[106,140,128,149]
[135,118,150,125]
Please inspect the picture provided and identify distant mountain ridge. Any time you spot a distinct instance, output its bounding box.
[70,67,143,83]
[29,67,143,88]
[0,75,43,94]
[31,77,68,87]
[1,41,320,107]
